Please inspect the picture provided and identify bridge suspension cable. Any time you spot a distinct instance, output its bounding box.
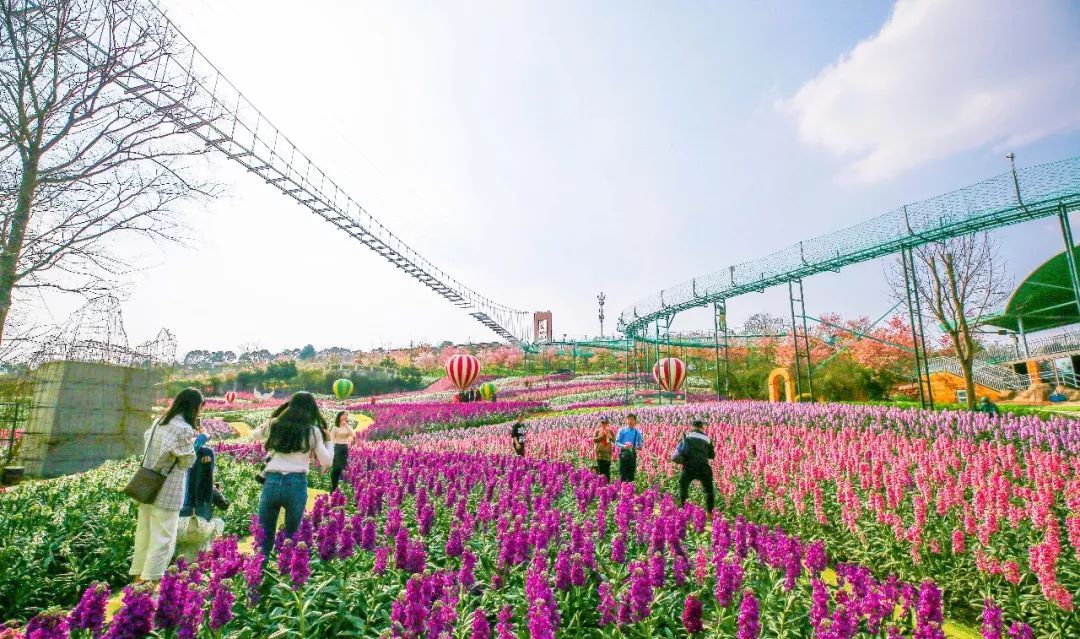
[46,0,533,344]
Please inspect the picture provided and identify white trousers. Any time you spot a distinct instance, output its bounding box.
[129,503,180,580]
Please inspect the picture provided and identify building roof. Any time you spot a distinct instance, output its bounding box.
[985,246,1080,334]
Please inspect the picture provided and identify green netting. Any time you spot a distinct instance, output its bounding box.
[620,157,1080,338]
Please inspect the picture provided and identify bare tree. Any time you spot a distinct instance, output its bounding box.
[0,0,219,349]
[891,234,1010,409]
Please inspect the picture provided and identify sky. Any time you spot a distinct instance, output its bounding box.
[23,0,1080,356]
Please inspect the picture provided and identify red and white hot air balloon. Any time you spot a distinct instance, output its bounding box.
[224,391,237,404]
[652,357,687,393]
[445,354,481,392]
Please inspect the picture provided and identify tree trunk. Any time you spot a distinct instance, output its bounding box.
[959,356,977,410]
[0,157,39,350]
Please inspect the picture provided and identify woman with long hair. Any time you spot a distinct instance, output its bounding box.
[252,392,333,555]
[129,388,201,582]
[329,411,354,492]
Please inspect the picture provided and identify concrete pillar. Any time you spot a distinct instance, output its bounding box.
[22,361,160,477]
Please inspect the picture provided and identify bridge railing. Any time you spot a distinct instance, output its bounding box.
[621,157,1080,335]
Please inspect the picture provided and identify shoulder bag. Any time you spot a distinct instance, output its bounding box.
[122,419,180,504]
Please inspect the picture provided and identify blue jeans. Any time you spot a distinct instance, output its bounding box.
[258,472,308,556]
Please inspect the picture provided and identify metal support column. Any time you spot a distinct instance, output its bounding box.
[787,279,814,401]
[664,315,673,401]
[714,300,730,401]
[1017,317,1029,358]
[1057,205,1080,318]
[655,320,663,405]
[901,247,935,409]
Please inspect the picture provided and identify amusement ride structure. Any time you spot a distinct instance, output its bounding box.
[38,1,1080,405]
[619,156,1080,406]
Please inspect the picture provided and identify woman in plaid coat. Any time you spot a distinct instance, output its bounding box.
[128,388,201,582]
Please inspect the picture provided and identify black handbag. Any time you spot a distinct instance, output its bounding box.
[122,419,179,504]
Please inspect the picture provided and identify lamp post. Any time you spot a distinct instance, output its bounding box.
[597,292,606,338]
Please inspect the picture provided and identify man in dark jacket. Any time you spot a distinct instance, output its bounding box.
[676,420,715,513]
[510,414,526,457]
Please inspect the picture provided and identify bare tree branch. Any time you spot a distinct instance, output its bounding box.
[0,0,222,349]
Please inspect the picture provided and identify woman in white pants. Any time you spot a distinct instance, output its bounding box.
[129,388,201,582]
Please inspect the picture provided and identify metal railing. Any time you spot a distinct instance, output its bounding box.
[926,356,1080,391]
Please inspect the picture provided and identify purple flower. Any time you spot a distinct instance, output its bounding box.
[810,579,829,631]
[805,539,827,575]
[682,595,704,634]
[914,580,945,639]
[176,581,206,639]
[25,610,69,639]
[296,518,314,546]
[374,546,390,573]
[570,554,586,587]
[611,534,627,563]
[736,591,760,639]
[68,582,110,636]
[495,605,516,639]
[834,603,860,639]
[981,600,1004,639]
[714,559,744,608]
[243,553,265,603]
[394,527,410,570]
[554,550,572,591]
[648,552,665,587]
[459,549,477,589]
[105,586,155,639]
[249,515,265,552]
[1007,623,1033,639]
[406,539,427,574]
[390,575,427,637]
[208,579,235,631]
[446,527,464,558]
[626,565,654,622]
[360,518,377,550]
[288,542,312,589]
[338,524,356,559]
[673,553,689,586]
[597,582,617,627]
[153,570,184,630]
[470,608,491,639]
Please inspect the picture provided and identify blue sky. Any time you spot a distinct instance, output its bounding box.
[29,0,1080,355]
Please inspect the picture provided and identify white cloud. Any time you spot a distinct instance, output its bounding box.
[780,0,1080,183]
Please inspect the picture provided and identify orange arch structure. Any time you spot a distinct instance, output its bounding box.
[768,368,795,403]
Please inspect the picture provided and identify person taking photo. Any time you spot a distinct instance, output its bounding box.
[252,392,333,556]
[674,420,716,513]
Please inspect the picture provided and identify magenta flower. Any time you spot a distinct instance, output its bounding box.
[682,594,704,634]
[981,600,1003,639]
[470,608,491,639]
[105,586,155,639]
[495,605,516,639]
[208,579,235,631]
[25,610,69,639]
[736,590,760,639]
[597,582,617,627]
[68,582,110,636]
[152,570,184,630]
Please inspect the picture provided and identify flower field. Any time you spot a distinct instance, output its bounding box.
[3,377,1078,637]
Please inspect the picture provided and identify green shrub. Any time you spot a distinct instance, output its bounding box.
[0,456,262,621]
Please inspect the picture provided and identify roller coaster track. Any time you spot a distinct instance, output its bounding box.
[620,157,1080,338]
[32,1,533,344]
